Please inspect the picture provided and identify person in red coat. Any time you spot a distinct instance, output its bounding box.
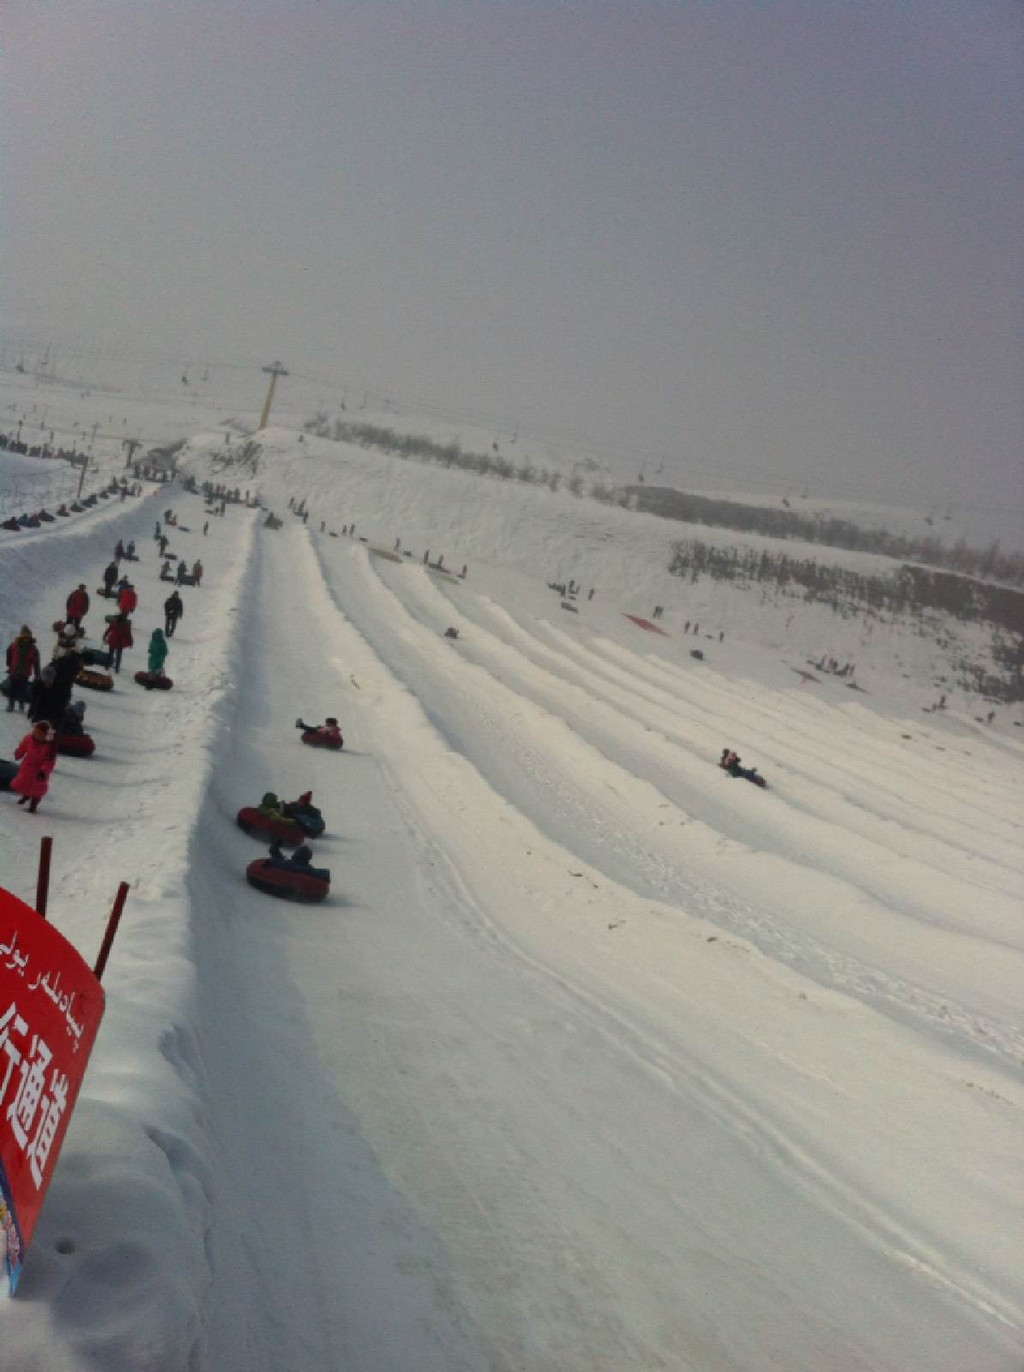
[117,583,138,615]
[65,584,90,628]
[5,626,40,713]
[103,614,133,673]
[10,721,57,813]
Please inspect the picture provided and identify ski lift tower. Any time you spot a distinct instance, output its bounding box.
[258,362,289,431]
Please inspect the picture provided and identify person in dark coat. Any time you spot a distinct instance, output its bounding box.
[103,615,133,673]
[66,584,90,629]
[176,560,188,585]
[28,666,62,723]
[59,700,87,737]
[5,626,40,712]
[102,561,119,593]
[50,645,83,719]
[164,590,184,637]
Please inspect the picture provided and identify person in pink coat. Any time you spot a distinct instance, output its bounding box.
[10,720,57,813]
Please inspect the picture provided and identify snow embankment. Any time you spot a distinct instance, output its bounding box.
[2,494,257,1372]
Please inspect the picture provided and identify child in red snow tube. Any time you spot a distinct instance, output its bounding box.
[296,716,343,750]
[237,793,306,846]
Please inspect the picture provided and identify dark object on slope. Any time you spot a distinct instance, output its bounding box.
[80,646,113,669]
[0,759,17,790]
[444,626,459,639]
[300,729,342,750]
[690,649,704,661]
[55,733,95,758]
[719,749,768,789]
[246,850,330,903]
[134,671,173,690]
[76,669,114,692]
[560,601,578,613]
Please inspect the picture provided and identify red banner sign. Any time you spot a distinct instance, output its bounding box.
[0,887,104,1292]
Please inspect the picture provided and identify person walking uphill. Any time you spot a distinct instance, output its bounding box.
[147,628,168,677]
[118,581,138,615]
[103,615,133,673]
[65,584,90,630]
[5,626,40,712]
[9,721,57,814]
[164,590,184,637]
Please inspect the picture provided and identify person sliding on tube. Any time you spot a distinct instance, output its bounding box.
[258,792,287,822]
[268,842,315,871]
[296,717,343,746]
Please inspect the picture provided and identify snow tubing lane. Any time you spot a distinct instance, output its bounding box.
[245,860,330,903]
[236,808,305,847]
[55,733,95,758]
[134,672,174,690]
[76,670,114,692]
[301,731,343,750]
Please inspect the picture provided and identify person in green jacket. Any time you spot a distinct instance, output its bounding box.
[147,628,168,676]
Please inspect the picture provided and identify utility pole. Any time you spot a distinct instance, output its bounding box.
[258,362,289,430]
[76,423,99,499]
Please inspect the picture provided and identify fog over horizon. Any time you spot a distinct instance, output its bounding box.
[3,0,1022,522]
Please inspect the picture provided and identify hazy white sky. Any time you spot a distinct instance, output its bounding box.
[3,0,1022,516]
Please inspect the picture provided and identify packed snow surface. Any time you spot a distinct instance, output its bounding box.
[0,373,1021,1371]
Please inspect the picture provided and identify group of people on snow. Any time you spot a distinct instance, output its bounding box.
[2,523,192,812]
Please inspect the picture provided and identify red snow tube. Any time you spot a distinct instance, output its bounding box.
[245,859,330,903]
[76,669,114,691]
[134,671,174,690]
[55,733,95,758]
[236,807,305,846]
[301,730,343,750]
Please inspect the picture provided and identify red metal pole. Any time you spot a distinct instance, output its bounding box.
[93,882,130,982]
[35,837,53,918]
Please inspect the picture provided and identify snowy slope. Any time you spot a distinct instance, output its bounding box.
[0,385,1021,1370]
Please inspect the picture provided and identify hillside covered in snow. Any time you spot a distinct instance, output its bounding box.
[0,369,1021,1371]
